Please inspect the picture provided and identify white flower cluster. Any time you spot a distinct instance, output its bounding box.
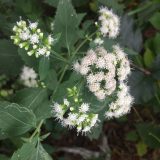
[20,66,38,87]
[99,7,120,38]
[11,20,54,58]
[52,99,99,134]
[105,83,133,118]
[74,47,117,101]
[73,46,133,118]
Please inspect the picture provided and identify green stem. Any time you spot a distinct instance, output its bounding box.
[53,31,97,96]
[128,2,153,16]
[29,120,44,142]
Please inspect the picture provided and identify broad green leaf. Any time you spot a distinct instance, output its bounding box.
[0,101,36,138]
[136,142,147,157]
[39,57,50,81]
[149,12,160,30]
[53,0,80,49]
[12,88,52,120]
[18,48,39,71]
[136,123,160,148]
[0,40,23,76]
[128,71,155,103]
[120,15,143,52]
[11,142,36,160]
[143,48,154,67]
[44,69,58,90]
[11,142,52,160]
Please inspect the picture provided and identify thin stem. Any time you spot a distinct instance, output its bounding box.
[53,31,97,96]
[149,132,160,144]
[133,107,143,122]
[29,120,44,142]
[131,63,151,75]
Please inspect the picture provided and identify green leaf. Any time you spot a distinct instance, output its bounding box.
[44,69,58,90]
[0,154,9,160]
[125,130,139,142]
[0,101,36,138]
[136,123,160,148]
[136,142,147,157]
[53,0,80,49]
[128,71,155,103]
[0,40,23,76]
[149,12,160,30]
[39,57,50,81]
[12,88,52,121]
[120,15,143,52]
[11,142,52,160]
[98,0,124,14]
[143,48,154,67]
[44,0,89,7]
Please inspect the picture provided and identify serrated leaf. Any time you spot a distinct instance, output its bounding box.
[39,57,50,81]
[53,0,80,50]
[136,142,147,157]
[0,101,36,138]
[143,48,154,67]
[0,40,23,76]
[12,88,52,120]
[11,142,52,160]
[149,12,160,30]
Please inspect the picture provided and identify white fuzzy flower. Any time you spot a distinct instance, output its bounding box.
[64,99,70,106]
[95,90,106,100]
[29,22,38,30]
[37,47,47,56]
[77,114,87,124]
[79,103,89,113]
[87,73,97,84]
[20,66,37,87]
[96,57,106,69]
[30,34,39,44]
[80,66,90,75]
[99,7,120,38]
[73,61,81,72]
[90,114,99,127]
[88,82,100,92]
[94,38,104,46]
[19,30,30,40]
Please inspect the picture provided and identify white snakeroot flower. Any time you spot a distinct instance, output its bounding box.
[77,114,87,124]
[96,57,106,69]
[19,30,30,40]
[80,66,90,75]
[88,82,100,92]
[29,22,38,30]
[37,47,47,56]
[99,7,120,38]
[73,61,80,72]
[48,35,54,44]
[90,114,99,127]
[95,90,106,100]
[79,103,89,113]
[94,38,104,46]
[87,73,97,84]
[30,34,39,44]
[20,66,37,87]
[64,98,70,106]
